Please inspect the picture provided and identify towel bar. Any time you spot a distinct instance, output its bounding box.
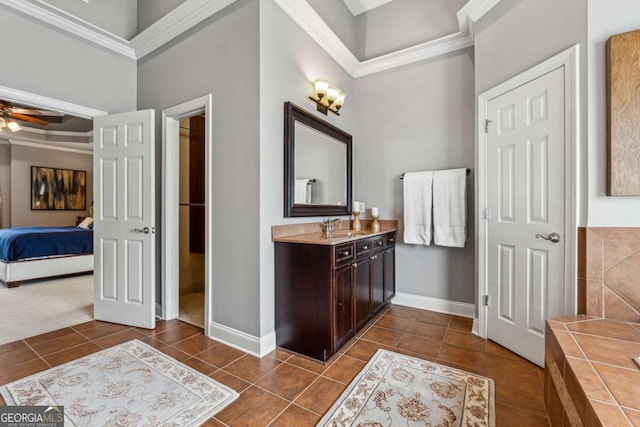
[400,168,470,179]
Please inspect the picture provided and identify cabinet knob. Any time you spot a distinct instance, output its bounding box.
[362,245,368,250]
[352,262,358,267]
[341,251,349,256]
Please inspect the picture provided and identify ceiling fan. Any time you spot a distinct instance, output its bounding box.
[0,102,66,129]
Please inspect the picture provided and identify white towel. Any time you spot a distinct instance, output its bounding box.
[403,171,434,245]
[433,168,467,247]
[294,179,312,204]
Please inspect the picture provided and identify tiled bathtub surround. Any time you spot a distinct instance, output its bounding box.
[579,227,640,322]
[545,316,640,426]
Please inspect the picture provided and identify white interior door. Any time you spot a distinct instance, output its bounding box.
[93,110,156,329]
[486,67,565,367]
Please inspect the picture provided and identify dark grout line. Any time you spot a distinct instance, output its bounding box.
[1,307,549,425]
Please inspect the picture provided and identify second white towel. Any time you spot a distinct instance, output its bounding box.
[433,168,467,247]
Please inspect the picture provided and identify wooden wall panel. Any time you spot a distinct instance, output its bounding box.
[607,29,640,196]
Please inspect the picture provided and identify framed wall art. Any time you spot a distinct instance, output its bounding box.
[31,166,86,210]
[607,29,640,195]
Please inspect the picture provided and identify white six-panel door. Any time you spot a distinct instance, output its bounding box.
[486,67,565,367]
[93,110,156,329]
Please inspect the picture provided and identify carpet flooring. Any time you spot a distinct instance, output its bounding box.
[0,273,93,345]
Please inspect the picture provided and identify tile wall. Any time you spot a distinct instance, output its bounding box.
[578,227,640,322]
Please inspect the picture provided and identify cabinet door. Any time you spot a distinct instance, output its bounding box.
[334,264,355,350]
[354,257,371,330]
[384,246,396,302]
[371,251,385,314]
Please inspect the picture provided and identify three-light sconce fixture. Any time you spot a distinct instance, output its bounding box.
[0,117,21,132]
[309,80,346,116]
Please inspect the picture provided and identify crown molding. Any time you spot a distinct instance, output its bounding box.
[276,0,502,78]
[342,0,394,16]
[457,0,502,37]
[0,0,239,61]
[130,0,239,59]
[272,0,360,75]
[8,139,93,155]
[0,0,135,59]
[0,0,502,77]
[355,32,474,77]
[18,125,93,138]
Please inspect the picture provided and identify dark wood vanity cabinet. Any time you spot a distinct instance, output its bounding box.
[334,264,355,350]
[275,232,396,361]
[355,234,391,329]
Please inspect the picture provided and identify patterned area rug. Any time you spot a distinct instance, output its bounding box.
[318,350,495,427]
[0,340,238,426]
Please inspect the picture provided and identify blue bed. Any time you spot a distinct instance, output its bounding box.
[0,227,94,287]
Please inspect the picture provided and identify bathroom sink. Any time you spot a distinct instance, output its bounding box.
[325,230,372,239]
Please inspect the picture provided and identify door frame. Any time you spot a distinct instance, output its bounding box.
[0,85,107,121]
[161,94,213,334]
[475,45,580,339]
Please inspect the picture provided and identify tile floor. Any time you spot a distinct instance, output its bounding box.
[0,305,550,426]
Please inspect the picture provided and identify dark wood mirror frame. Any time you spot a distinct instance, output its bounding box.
[284,102,352,217]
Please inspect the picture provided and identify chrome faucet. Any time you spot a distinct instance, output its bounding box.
[321,218,341,236]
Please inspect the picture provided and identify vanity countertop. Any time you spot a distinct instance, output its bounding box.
[272,220,397,246]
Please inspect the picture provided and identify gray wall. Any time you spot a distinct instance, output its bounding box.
[353,49,476,303]
[587,0,640,226]
[259,0,355,336]
[354,0,466,60]
[40,0,137,39]
[307,0,356,54]
[0,144,10,228]
[137,0,261,336]
[474,0,588,228]
[0,5,136,114]
[10,145,92,227]
[137,0,186,34]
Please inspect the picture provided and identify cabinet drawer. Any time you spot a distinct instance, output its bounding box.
[355,238,373,257]
[334,243,354,266]
[385,232,396,246]
[372,236,385,250]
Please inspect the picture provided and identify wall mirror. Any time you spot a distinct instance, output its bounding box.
[284,102,352,217]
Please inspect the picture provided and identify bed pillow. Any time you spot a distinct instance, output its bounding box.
[77,217,94,229]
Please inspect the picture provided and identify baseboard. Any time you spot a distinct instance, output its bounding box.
[392,292,475,318]
[208,321,276,358]
[472,317,480,336]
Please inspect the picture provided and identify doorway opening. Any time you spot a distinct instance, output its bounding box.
[476,46,579,366]
[177,115,206,328]
[161,94,213,336]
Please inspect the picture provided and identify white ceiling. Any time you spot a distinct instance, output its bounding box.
[341,0,395,16]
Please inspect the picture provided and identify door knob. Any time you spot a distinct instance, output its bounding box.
[134,227,150,234]
[535,232,561,243]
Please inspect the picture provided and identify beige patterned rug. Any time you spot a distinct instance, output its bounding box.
[0,340,238,426]
[318,350,495,427]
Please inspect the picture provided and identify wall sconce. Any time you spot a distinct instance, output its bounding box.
[0,117,21,132]
[309,80,346,116]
